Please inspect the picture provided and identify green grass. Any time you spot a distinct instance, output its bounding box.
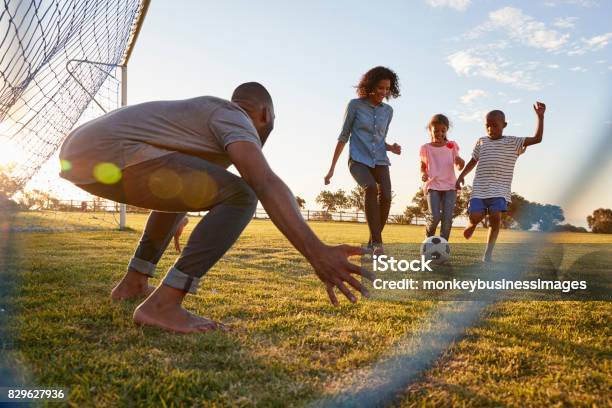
[10,210,123,230]
[1,213,610,407]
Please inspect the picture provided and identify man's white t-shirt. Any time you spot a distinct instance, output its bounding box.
[59,96,261,184]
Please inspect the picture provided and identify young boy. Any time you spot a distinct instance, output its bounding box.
[456,102,546,262]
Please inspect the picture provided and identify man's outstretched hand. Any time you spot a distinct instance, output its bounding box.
[309,244,373,306]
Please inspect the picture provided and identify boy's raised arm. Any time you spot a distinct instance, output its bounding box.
[524,101,546,147]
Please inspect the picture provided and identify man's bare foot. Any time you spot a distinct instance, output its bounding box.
[463,224,477,240]
[111,270,155,301]
[132,284,227,334]
[133,301,226,334]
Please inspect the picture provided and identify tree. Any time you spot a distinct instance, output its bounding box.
[401,206,419,224]
[316,190,335,212]
[453,187,565,231]
[504,194,564,231]
[454,186,471,219]
[0,165,21,210]
[18,189,59,210]
[348,185,365,212]
[503,193,531,229]
[333,190,350,211]
[411,189,428,214]
[399,189,428,225]
[348,185,396,213]
[532,203,564,232]
[315,189,350,212]
[1,167,61,211]
[587,208,612,233]
[295,196,306,210]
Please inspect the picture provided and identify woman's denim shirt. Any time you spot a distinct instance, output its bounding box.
[338,97,393,167]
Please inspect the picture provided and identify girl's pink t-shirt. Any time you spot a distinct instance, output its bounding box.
[419,141,460,193]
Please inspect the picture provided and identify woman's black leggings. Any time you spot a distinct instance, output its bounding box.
[349,160,391,245]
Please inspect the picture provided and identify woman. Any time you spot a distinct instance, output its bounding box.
[324,66,401,254]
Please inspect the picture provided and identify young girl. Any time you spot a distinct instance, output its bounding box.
[419,114,465,240]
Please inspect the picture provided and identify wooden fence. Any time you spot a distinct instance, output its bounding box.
[26,200,430,225]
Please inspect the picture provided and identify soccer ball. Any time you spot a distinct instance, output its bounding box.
[421,236,451,263]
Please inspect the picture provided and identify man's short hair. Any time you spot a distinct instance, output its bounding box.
[231,82,272,107]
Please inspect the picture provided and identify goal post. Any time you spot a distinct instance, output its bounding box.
[117,0,152,229]
[120,65,128,229]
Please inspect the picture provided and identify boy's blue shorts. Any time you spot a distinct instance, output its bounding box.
[468,197,507,213]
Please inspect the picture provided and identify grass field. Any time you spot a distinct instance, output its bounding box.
[1,212,610,407]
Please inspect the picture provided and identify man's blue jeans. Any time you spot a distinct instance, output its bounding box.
[425,189,456,240]
[76,152,258,294]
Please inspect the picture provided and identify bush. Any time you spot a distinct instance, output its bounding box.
[310,211,333,221]
[551,223,587,233]
[391,215,412,225]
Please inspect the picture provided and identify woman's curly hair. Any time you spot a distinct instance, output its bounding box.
[355,66,401,100]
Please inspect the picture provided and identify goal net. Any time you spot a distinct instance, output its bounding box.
[0,0,149,230]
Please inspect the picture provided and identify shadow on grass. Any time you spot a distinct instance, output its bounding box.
[0,212,35,407]
[6,232,408,406]
[6,225,611,407]
[398,301,611,407]
[8,283,324,406]
[402,379,507,408]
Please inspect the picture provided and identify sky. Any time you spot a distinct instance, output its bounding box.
[25,0,612,226]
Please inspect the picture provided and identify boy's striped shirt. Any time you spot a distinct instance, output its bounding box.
[471,136,526,202]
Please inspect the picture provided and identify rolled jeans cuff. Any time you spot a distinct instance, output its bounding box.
[162,267,200,294]
[128,257,156,277]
